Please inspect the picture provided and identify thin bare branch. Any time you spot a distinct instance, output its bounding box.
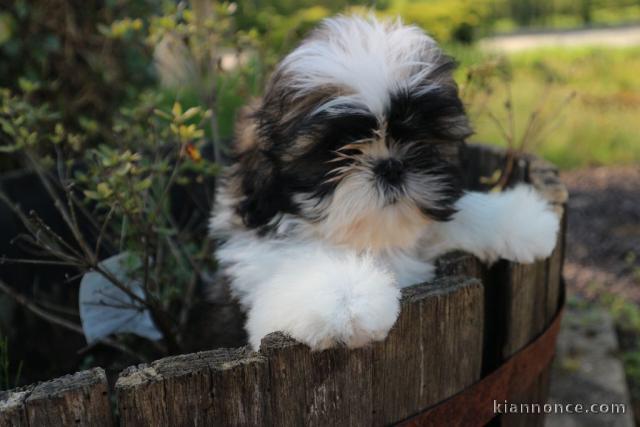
[95,205,116,259]
[0,278,145,362]
[23,150,95,262]
[0,257,80,267]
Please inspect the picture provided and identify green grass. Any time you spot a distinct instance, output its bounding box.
[451,45,640,169]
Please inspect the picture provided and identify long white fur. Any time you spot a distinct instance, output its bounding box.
[279,15,442,117]
[242,245,400,350]
[421,185,560,264]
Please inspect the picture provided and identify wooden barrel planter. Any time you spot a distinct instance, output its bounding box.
[0,143,568,427]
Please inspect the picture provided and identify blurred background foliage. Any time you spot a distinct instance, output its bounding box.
[2,0,639,172]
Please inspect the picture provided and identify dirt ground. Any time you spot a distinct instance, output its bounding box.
[561,166,640,301]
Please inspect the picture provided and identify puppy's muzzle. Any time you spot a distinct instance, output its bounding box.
[374,158,405,187]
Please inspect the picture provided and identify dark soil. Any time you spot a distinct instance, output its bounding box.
[561,166,640,300]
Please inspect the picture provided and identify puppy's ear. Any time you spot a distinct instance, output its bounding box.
[233,104,292,229]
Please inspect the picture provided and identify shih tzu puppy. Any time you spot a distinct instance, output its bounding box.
[210,15,559,350]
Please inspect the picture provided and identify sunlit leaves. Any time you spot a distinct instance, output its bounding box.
[98,17,144,40]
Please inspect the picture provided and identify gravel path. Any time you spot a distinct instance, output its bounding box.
[480,25,640,52]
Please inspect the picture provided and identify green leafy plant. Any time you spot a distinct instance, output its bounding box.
[0,0,158,145]
[0,86,219,359]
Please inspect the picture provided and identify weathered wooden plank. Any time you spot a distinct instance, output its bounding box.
[4,368,113,427]
[256,333,377,427]
[435,251,485,281]
[208,350,270,426]
[501,260,549,358]
[304,347,373,426]
[259,335,309,426]
[373,276,485,425]
[0,388,30,426]
[116,365,168,426]
[116,347,268,427]
[343,347,376,427]
[545,209,566,321]
[497,154,567,427]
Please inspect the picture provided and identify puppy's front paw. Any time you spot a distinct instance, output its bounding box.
[247,251,400,350]
[499,185,560,263]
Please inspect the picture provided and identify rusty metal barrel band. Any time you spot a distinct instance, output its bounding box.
[396,301,564,427]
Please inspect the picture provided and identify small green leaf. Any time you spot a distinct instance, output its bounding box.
[134,178,152,191]
[153,109,172,120]
[171,101,182,118]
[96,183,113,198]
[18,78,40,93]
[83,190,99,200]
[181,107,201,121]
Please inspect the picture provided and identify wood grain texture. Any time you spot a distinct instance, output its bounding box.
[115,277,485,427]
[1,367,112,427]
[374,277,484,425]
[0,388,30,426]
[116,347,269,427]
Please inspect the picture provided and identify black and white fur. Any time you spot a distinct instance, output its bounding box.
[210,16,560,350]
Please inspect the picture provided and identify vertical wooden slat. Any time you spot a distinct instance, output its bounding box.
[302,346,373,427]
[116,348,269,427]
[259,335,310,426]
[545,209,566,321]
[375,276,485,425]
[208,350,271,426]
[116,365,169,426]
[501,261,549,357]
[372,283,428,424]
[497,154,567,427]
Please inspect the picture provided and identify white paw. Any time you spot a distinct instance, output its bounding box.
[246,250,400,351]
[498,185,560,263]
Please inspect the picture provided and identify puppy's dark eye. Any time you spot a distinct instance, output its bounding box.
[388,88,467,142]
[323,112,377,145]
[302,111,377,152]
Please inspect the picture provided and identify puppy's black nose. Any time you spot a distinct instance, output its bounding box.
[373,158,405,186]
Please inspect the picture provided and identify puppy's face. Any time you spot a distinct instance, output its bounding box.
[229,16,472,250]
